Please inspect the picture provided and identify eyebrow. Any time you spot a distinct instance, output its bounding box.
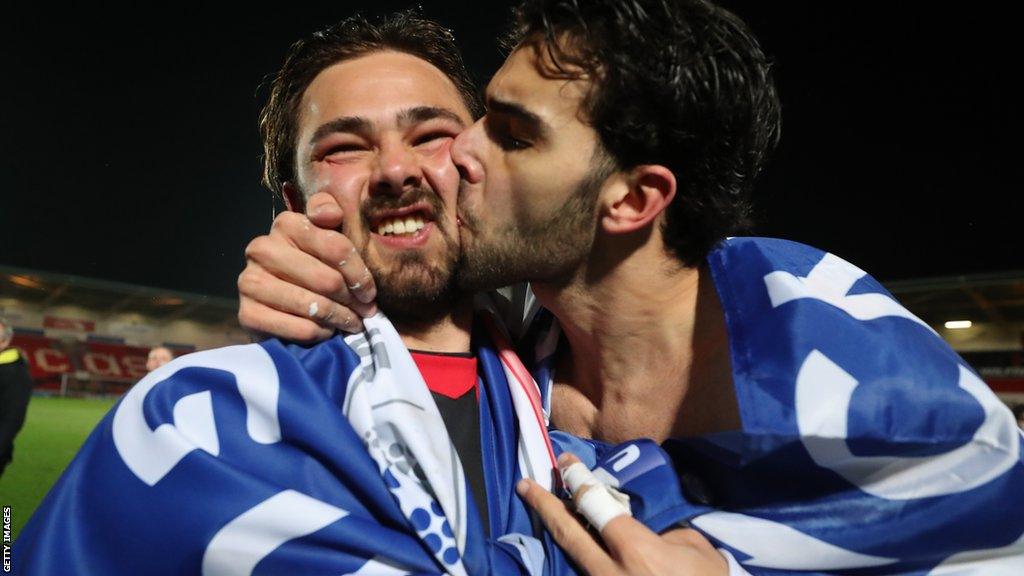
[485,97,549,138]
[309,116,372,145]
[308,106,466,145]
[397,106,467,129]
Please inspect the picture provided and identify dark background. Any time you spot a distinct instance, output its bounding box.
[2,2,1019,298]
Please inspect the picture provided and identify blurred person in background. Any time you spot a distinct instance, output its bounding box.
[144,346,174,372]
[0,317,33,477]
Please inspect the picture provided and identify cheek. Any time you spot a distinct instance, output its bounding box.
[421,141,460,203]
[506,160,553,218]
[309,165,367,213]
[511,155,579,219]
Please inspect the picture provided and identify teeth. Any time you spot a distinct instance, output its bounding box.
[377,215,427,236]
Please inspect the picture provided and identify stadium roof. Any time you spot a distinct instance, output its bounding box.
[0,265,239,326]
[879,272,1024,330]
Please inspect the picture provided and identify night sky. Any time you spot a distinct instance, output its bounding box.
[3,2,1019,300]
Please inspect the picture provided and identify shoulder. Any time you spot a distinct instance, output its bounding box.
[708,237,995,446]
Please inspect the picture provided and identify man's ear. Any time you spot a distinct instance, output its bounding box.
[600,165,676,234]
[282,182,304,213]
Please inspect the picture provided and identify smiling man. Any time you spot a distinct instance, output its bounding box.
[14,12,618,576]
[240,1,1024,574]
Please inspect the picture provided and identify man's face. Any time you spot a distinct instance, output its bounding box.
[146,347,173,372]
[294,51,472,320]
[452,41,611,291]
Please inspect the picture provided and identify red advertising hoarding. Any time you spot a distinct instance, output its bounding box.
[12,334,151,391]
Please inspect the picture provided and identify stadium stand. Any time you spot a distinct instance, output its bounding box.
[1,264,1021,403]
[0,265,247,397]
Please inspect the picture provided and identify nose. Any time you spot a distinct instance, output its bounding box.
[451,119,485,185]
[370,137,422,195]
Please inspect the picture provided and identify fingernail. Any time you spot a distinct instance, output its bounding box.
[342,318,363,333]
[364,303,378,316]
[356,288,376,304]
[516,479,530,496]
[557,453,573,467]
[310,205,324,218]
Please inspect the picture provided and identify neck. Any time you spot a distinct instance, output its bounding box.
[391,296,473,354]
[534,236,738,443]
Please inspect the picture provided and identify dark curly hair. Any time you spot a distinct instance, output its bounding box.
[508,0,781,265]
[260,10,483,200]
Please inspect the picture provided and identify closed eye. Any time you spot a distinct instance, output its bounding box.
[412,131,455,148]
[323,143,367,156]
[499,135,530,151]
[484,117,531,151]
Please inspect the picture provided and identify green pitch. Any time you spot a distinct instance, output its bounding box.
[0,395,117,541]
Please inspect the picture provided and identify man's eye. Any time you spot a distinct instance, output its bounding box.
[500,135,530,151]
[322,143,366,158]
[413,131,453,147]
[485,118,531,152]
[319,142,372,158]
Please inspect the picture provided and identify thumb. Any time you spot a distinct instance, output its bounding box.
[306,192,345,229]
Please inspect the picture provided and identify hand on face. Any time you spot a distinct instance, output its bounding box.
[238,192,379,342]
[517,453,729,576]
[238,51,472,340]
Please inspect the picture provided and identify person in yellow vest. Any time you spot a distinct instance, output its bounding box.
[0,317,33,477]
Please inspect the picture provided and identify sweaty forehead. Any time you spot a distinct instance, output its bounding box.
[300,51,472,128]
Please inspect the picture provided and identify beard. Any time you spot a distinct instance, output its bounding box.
[457,162,610,292]
[358,188,463,325]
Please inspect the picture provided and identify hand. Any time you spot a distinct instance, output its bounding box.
[517,454,728,576]
[238,192,378,342]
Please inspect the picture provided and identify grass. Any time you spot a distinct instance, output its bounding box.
[0,395,117,541]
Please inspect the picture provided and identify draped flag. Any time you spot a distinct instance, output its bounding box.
[14,312,571,575]
[529,237,1024,575]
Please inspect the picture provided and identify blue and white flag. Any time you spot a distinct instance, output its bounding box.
[530,237,1024,575]
[14,312,571,575]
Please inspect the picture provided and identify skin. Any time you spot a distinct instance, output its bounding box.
[452,42,741,444]
[454,44,608,292]
[517,454,728,576]
[242,50,475,353]
[239,41,731,575]
[146,347,174,372]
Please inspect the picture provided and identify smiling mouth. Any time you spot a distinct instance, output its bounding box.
[368,203,436,237]
[376,213,428,236]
